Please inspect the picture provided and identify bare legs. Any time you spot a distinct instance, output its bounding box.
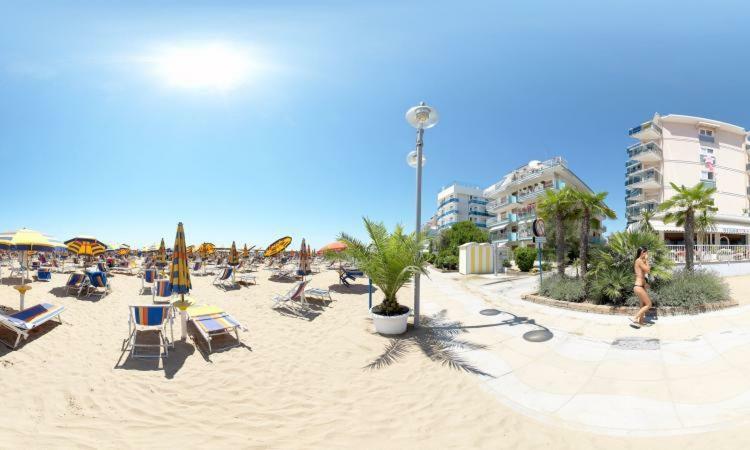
[633,286,652,325]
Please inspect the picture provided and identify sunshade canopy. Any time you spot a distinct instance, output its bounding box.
[264,236,292,257]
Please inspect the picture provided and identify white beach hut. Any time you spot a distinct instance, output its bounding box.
[458,242,494,275]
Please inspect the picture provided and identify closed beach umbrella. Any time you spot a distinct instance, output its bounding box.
[242,243,249,259]
[228,241,240,266]
[156,238,167,266]
[317,241,347,254]
[169,222,192,340]
[297,238,308,276]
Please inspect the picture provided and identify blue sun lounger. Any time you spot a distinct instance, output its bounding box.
[0,303,65,349]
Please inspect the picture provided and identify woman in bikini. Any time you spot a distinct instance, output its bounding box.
[631,246,652,327]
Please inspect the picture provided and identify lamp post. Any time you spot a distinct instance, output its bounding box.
[405,101,439,328]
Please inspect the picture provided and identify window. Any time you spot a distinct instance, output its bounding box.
[699,129,714,137]
[700,147,714,155]
[701,171,714,181]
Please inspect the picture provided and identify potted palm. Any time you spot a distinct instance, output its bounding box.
[339,218,428,335]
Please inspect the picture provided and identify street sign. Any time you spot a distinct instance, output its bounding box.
[532,218,545,237]
[534,236,546,244]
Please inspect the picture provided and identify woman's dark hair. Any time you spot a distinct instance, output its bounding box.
[636,246,648,259]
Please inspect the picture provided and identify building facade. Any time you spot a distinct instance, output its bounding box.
[484,157,599,247]
[626,114,750,244]
[435,183,491,231]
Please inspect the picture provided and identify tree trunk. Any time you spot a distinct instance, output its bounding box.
[579,208,591,280]
[556,212,565,275]
[685,208,695,271]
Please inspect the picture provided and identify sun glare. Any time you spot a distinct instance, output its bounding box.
[152,43,253,90]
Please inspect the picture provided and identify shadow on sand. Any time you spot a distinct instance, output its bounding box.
[328,283,376,295]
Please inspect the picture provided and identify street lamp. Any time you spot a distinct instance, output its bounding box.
[405,101,438,328]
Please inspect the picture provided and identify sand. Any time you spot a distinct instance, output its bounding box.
[1,266,749,449]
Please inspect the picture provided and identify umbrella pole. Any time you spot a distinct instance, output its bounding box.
[179,293,188,341]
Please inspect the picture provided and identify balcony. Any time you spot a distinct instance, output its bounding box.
[487,195,515,212]
[626,201,658,218]
[625,161,642,176]
[625,168,661,190]
[700,154,717,165]
[484,157,566,198]
[626,188,643,201]
[699,134,715,143]
[628,121,662,141]
[487,213,517,229]
[469,198,488,205]
[518,189,546,203]
[701,179,716,189]
[438,197,458,208]
[627,142,663,162]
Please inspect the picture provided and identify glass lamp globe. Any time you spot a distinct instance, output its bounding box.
[405,103,439,129]
[406,150,426,168]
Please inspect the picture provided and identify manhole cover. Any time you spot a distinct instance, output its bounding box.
[523,329,553,342]
[611,337,660,350]
[480,309,501,316]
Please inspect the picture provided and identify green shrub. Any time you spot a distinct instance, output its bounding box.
[441,255,458,270]
[502,259,512,268]
[514,246,537,272]
[625,270,730,308]
[539,274,586,302]
[541,262,551,271]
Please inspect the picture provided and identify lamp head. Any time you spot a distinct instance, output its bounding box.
[405,102,439,129]
[406,150,426,168]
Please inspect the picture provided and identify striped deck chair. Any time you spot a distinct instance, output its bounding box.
[96,262,110,274]
[152,280,173,304]
[238,272,257,285]
[305,286,333,305]
[36,268,52,282]
[125,305,173,358]
[213,267,236,290]
[189,308,245,353]
[83,271,111,299]
[0,303,64,349]
[140,269,157,294]
[271,280,309,313]
[65,273,87,296]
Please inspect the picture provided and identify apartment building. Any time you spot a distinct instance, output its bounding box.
[435,183,491,231]
[483,157,599,247]
[626,113,750,244]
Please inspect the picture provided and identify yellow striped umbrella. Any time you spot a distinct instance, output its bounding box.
[0,229,61,252]
[65,237,107,257]
[170,223,192,297]
[228,241,240,266]
[197,242,215,258]
[264,236,292,258]
[242,244,249,258]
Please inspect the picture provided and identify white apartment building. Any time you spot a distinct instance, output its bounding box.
[435,183,491,231]
[626,113,750,245]
[484,157,600,247]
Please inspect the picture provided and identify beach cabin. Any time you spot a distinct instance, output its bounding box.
[458,242,494,275]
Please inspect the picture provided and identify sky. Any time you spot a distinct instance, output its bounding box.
[2,0,750,249]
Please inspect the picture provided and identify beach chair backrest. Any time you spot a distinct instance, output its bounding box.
[155,280,172,298]
[192,262,201,271]
[97,262,107,272]
[290,280,307,300]
[144,269,156,283]
[89,271,107,288]
[37,269,51,281]
[130,305,169,326]
[221,268,232,280]
[67,273,84,286]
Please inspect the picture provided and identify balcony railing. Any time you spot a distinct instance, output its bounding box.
[625,168,661,189]
[438,197,459,208]
[701,179,716,189]
[627,141,663,161]
[666,245,750,263]
[700,154,717,165]
[626,201,658,217]
[469,198,488,205]
[484,157,566,197]
[518,189,546,202]
[698,134,715,143]
[628,121,662,140]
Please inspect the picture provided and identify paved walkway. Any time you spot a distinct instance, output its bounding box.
[419,269,750,437]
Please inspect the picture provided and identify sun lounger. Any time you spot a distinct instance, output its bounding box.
[305,287,333,305]
[271,280,310,313]
[65,273,87,296]
[188,306,245,353]
[36,268,52,282]
[213,267,236,290]
[82,271,111,299]
[140,269,157,294]
[152,280,173,304]
[339,268,363,287]
[125,305,173,358]
[0,303,64,349]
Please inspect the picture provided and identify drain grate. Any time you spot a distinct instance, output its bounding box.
[611,337,660,350]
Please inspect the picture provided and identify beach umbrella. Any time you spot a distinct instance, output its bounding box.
[169,222,192,340]
[306,243,312,272]
[0,229,61,283]
[242,243,249,259]
[197,242,215,259]
[317,241,347,254]
[297,238,308,276]
[228,241,240,266]
[65,236,107,269]
[264,236,292,258]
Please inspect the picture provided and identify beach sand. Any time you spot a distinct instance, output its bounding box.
[1,268,748,449]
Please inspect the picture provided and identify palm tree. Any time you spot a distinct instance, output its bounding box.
[695,210,716,247]
[658,182,717,271]
[538,187,575,275]
[570,190,616,280]
[338,218,428,315]
[638,210,656,234]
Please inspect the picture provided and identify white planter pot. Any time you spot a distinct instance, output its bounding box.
[370,307,410,335]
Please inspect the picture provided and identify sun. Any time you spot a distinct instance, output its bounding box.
[152,43,252,90]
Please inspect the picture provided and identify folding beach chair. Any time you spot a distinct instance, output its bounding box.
[83,271,111,299]
[65,273,87,296]
[339,268,363,287]
[140,269,157,294]
[152,280,173,304]
[36,268,52,282]
[271,280,310,313]
[305,286,333,306]
[96,262,110,274]
[188,305,245,353]
[213,267,236,290]
[237,272,257,285]
[0,303,65,349]
[125,305,173,358]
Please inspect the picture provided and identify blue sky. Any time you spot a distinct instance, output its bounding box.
[2,0,750,248]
